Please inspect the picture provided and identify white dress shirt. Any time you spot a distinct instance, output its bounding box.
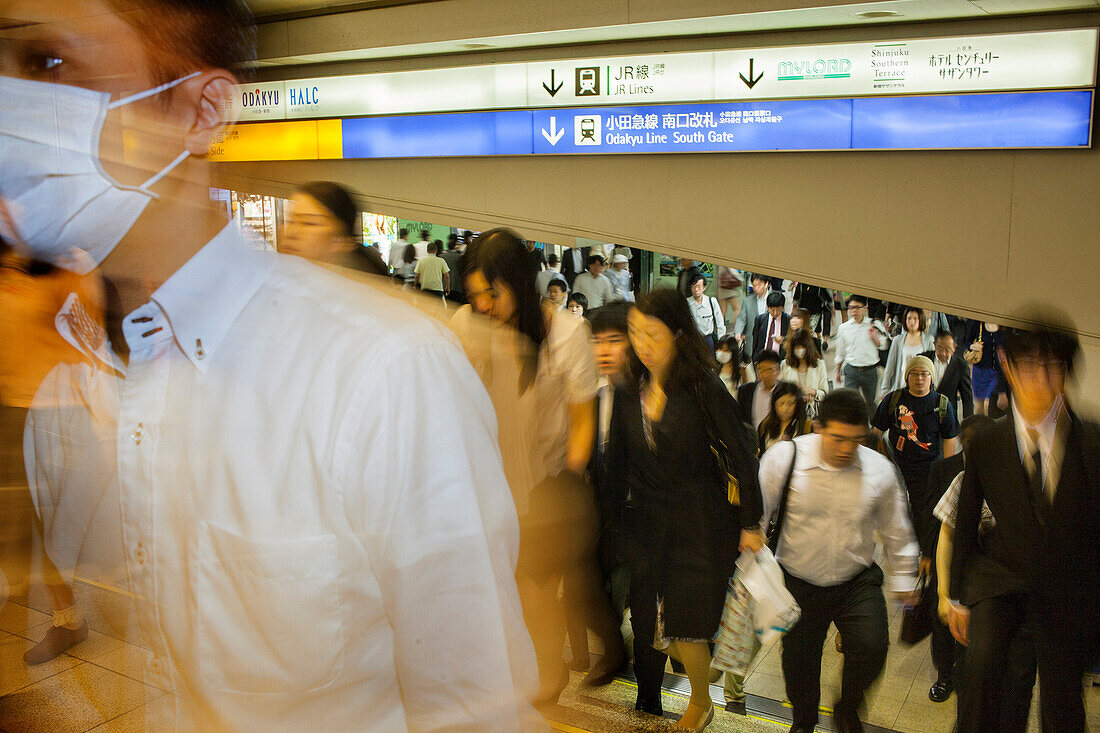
[780,360,829,402]
[535,266,564,296]
[759,434,919,591]
[1011,395,1068,499]
[26,224,540,732]
[687,295,726,339]
[571,272,617,309]
[751,381,775,429]
[834,317,887,369]
[933,355,949,388]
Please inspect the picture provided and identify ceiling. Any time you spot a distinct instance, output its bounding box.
[247,0,1100,69]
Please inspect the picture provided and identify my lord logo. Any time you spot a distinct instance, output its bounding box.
[777,58,852,81]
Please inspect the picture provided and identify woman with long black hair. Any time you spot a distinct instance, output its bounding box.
[450,229,624,706]
[608,288,764,730]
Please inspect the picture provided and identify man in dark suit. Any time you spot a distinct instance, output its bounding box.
[733,273,772,358]
[752,291,789,360]
[949,316,1100,733]
[926,331,974,419]
[736,350,782,431]
[560,246,590,289]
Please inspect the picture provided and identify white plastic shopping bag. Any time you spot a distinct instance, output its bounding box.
[736,546,801,646]
[712,576,756,675]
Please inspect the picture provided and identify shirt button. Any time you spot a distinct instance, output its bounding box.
[130,423,144,445]
[133,543,147,564]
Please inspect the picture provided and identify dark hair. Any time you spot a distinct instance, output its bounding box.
[628,287,716,390]
[959,413,995,451]
[111,0,257,84]
[399,228,409,238]
[790,307,811,329]
[590,302,630,336]
[547,253,560,266]
[751,273,769,285]
[402,244,417,265]
[296,181,358,239]
[758,381,810,446]
[903,307,927,333]
[817,389,870,429]
[688,271,707,288]
[567,292,589,311]
[935,330,955,343]
[465,228,548,391]
[447,232,459,245]
[546,278,567,293]
[587,254,605,268]
[784,328,821,369]
[766,291,785,309]
[753,349,782,367]
[427,241,439,254]
[1001,319,1079,377]
[846,294,867,309]
[420,230,431,240]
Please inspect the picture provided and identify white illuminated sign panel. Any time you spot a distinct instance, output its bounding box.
[234,29,1097,122]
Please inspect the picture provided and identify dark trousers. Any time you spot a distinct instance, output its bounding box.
[781,564,889,727]
[842,364,878,407]
[958,592,1088,733]
[628,566,668,712]
[954,622,1035,733]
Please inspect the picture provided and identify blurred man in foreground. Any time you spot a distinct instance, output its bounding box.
[0,2,540,730]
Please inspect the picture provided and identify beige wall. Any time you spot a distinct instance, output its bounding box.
[220,11,1100,407]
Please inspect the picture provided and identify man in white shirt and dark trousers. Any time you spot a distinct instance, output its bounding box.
[685,271,725,352]
[760,390,920,733]
[571,255,618,309]
[388,228,410,272]
[834,295,888,406]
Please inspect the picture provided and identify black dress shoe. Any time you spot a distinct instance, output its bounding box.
[928,677,953,702]
[580,655,625,687]
[725,700,746,715]
[23,621,88,665]
[635,698,663,717]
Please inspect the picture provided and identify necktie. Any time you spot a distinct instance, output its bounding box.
[1020,424,1047,510]
[767,317,778,352]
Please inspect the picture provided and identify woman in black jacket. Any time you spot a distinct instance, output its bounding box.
[609,288,763,731]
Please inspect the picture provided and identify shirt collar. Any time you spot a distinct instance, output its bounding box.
[147,224,276,373]
[1011,395,1063,453]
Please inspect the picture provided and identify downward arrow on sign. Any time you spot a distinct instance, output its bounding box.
[740,58,764,89]
[542,116,565,145]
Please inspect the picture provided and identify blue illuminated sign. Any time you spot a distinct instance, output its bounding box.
[332,90,1091,159]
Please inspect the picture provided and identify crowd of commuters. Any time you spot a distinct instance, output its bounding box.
[0,2,1095,732]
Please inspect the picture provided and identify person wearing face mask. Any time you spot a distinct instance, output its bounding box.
[280,181,388,276]
[780,329,829,419]
[714,335,743,396]
[4,4,540,730]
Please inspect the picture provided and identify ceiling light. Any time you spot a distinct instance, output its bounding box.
[854,10,904,18]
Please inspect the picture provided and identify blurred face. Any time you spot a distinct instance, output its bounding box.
[588,260,603,277]
[690,279,705,299]
[768,305,783,320]
[567,300,584,317]
[775,394,797,423]
[466,269,516,323]
[756,360,780,389]
[905,311,921,333]
[789,315,804,332]
[819,420,869,468]
[591,330,630,379]
[752,277,768,295]
[848,301,867,321]
[906,368,933,396]
[546,284,566,306]
[627,309,675,378]
[935,336,955,363]
[281,193,346,261]
[1001,349,1066,417]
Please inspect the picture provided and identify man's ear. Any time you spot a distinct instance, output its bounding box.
[184,72,238,156]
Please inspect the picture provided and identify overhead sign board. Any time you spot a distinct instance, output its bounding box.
[210,89,1092,161]
[232,29,1097,122]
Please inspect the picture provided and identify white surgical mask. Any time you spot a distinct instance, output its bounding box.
[716,351,733,364]
[794,347,807,358]
[0,72,200,273]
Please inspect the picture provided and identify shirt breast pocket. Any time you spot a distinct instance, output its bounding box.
[194,521,345,695]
